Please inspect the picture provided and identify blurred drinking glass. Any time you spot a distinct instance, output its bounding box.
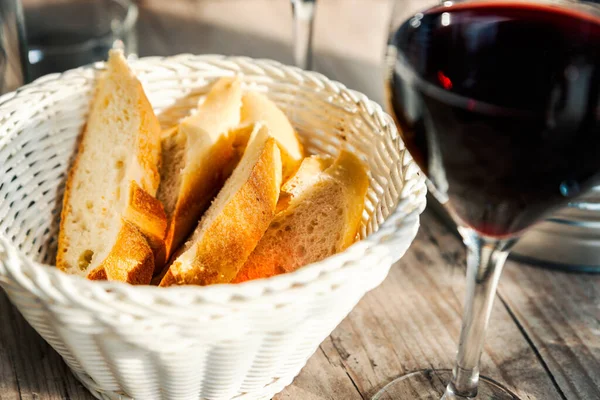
[23,0,137,81]
[290,0,315,69]
[0,0,27,93]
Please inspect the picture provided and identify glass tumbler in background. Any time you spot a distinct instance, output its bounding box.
[290,0,316,69]
[0,0,27,93]
[22,0,137,81]
[380,0,600,399]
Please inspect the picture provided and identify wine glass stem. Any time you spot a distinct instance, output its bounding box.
[443,230,514,399]
[291,0,316,69]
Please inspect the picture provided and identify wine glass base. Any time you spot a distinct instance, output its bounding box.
[372,369,520,400]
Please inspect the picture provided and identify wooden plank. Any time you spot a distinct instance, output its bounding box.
[0,290,93,400]
[275,342,363,400]
[279,211,562,400]
[499,261,600,400]
[0,293,20,400]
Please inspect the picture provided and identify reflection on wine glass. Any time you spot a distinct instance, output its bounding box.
[290,0,316,69]
[379,0,600,399]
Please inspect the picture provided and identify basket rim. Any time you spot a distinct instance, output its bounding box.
[0,54,427,308]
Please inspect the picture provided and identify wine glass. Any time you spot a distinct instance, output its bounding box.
[380,0,600,399]
[290,0,316,69]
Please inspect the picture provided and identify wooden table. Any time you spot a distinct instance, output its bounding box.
[2,1,599,399]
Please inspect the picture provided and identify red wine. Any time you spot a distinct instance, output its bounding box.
[387,1,600,237]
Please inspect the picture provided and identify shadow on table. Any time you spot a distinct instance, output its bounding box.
[136,5,385,105]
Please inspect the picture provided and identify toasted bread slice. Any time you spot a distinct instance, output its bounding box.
[275,154,334,213]
[124,181,168,267]
[86,220,154,284]
[56,50,164,284]
[232,151,369,283]
[157,77,242,262]
[240,92,304,181]
[160,123,282,286]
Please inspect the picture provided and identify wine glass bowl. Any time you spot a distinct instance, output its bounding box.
[388,0,600,238]
[382,0,600,398]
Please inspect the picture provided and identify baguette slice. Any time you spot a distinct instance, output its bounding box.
[275,154,334,213]
[160,123,282,286]
[56,50,164,284]
[240,92,304,181]
[124,181,168,267]
[232,151,369,283]
[157,77,242,263]
[86,220,154,284]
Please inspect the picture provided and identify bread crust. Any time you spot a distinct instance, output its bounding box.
[160,128,282,286]
[124,181,168,270]
[240,92,304,181]
[56,50,163,284]
[56,133,84,273]
[89,220,154,285]
[162,131,236,258]
[233,151,368,283]
[158,78,242,259]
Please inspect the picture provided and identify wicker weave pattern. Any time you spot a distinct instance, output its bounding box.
[0,55,426,400]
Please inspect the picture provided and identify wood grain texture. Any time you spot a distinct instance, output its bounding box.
[276,212,563,400]
[275,342,363,400]
[0,290,94,400]
[1,1,599,399]
[498,262,600,400]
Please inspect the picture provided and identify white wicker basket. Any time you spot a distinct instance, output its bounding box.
[0,55,426,400]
